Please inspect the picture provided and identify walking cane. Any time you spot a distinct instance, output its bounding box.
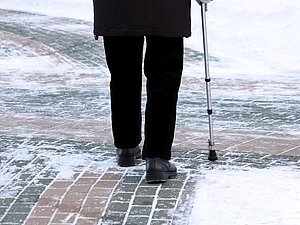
[196,0,218,161]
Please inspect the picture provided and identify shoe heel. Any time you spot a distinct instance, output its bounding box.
[117,156,136,167]
[146,171,170,183]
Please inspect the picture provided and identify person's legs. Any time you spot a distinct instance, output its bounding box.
[103,36,144,149]
[143,36,184,160]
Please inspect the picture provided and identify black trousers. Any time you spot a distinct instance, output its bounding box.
[103,36,183,160]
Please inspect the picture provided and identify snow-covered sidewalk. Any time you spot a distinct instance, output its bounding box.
[0,3,299,225]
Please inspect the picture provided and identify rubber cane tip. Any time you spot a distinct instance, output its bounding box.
[208,150,218,161]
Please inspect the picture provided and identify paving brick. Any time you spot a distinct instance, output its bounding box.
[16,195,39,204]
[132,196,154,206]
[122,176,142,184]
[0,207,7,215]
[88,188,112,198]
[75,178,98,185]
[58,193,86,213]
[94,180,118,189]
[30,206,56,217]
[0,223,19,225]
[8,203,33,213]
[150,219,172,225]
[0,198,15,207]
[57,204,81,214]
[41,188,67,199]
[161,180,185,189]
[49,223,73,225]
[101,212,126,224]
[126,216,150,225]
[136,186,158,196]
[152,209,174,220]
[155,200,177,210]
[2,213,29,223]
[50,213,76,224]
[68,185,91,193]
[158,189,180,199]
[118,183,139,193]
[36,198,60,207]
[110,192,133,202]
[50,181,73,189]
[22,186,48,196]
[18,173,35,182]
[76,218,99,225]
[36,179,53,186]
[129,206,152,216]
[83,198,107,208]
[101,172,123,180]
[109,202,130,212]
[24,217,51,225]
[82,171,102,178]
[79,206,103,219]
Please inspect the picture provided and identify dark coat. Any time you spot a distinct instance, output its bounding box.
[93,0,191,37]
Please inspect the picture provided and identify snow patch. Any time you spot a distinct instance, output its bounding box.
[189,166,300,225]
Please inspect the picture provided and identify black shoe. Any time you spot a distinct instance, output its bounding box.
[146,158,177,183]
[116,146,141,167]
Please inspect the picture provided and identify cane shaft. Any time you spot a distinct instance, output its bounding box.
[200,3,217,160]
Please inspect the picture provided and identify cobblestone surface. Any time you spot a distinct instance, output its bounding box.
[0,9,299,225]
[1,137,298,225]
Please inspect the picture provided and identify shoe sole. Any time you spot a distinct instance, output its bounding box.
[146,171,177,183]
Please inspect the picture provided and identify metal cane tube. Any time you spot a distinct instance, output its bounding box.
[200,3,217,161]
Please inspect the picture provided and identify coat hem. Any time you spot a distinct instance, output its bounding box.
[94,29,191,38]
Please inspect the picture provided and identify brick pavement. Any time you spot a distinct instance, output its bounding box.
[0,9,299,225]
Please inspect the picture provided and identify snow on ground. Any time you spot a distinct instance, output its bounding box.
[1,0,299,97]
[190,0,300,79]
[190,166,300,225]
[0,0,299,80]
[0,0,93,21]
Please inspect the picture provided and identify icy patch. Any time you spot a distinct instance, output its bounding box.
[1,55,73,73]
[51,156,118,180]
[0,48,108,89]
[0,169,13,186]
[189,166,300,225]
